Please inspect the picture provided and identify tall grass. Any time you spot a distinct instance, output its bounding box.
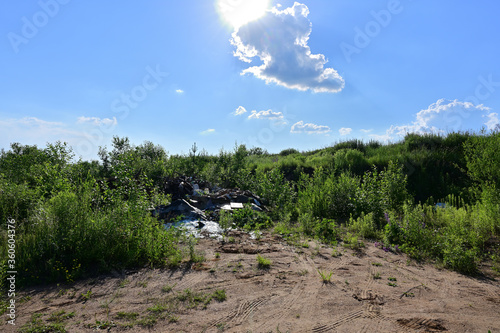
[1,130,499,288]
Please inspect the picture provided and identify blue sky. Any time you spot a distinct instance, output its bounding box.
[1,0,499,159]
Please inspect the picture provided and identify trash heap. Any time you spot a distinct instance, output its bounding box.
[152,176,266,239]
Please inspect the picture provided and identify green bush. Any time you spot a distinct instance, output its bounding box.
[297,170,358,220]
[348,212,379,239]
[2,180,182,287]
[333,149,369,175]
[313,218,339,243]
[218,204,271,230]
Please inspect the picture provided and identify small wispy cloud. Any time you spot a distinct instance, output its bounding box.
[484,112,500,131]
[248,109,284,120]
[233,106,247,116]
[291,121,330,134]
[200,128,216,135]
[77,116,117,127]
[339,127,352,136]
[0,116,84,144]
[360,129,373,133]
[175,89,184,94]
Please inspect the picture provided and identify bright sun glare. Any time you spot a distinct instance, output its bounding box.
[218,0,270,29]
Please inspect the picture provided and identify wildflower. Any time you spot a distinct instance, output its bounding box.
[384,212,390,223]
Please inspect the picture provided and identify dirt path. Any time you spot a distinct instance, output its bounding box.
[5,231,500,332]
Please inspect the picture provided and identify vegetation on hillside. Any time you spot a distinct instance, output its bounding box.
[1,131,500,290]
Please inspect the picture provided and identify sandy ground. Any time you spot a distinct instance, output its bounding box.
[4,230,500,332]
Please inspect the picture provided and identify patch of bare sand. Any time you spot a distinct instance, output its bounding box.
[5,231,500,332]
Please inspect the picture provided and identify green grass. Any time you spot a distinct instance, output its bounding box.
[116,312,139,320]
[80,290,92,301]
[317,269,334,283]
[20,313,68,333]
[213,289,227,302]
[256,254,272,269]
[161,284,175,293]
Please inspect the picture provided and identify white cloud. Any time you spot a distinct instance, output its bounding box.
[339,127,352,136]
[388,99,490,137]
[360,129,373,133]
[248,109,284,120]
[0,117,66,135]
[0,116,84,146]
[77,116,117,127]
[200,128,216,135]
[368,133,393,143]
[369,99,494,142]
[484,112,500,131]
[230,2,344,93]
[233,106,247,116]
[175,89,184,94]
[291,121,330,134]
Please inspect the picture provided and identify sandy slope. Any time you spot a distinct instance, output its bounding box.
[5,231,500,332]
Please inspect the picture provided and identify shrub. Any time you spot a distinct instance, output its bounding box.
[348,212,379,239]
[333,149,369,175]
[3,180,182,287]
[313,218,339,243]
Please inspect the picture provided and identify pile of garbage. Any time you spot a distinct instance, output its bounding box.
[152,176,266,239]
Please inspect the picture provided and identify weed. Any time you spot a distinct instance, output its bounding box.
[177,288,213,309]
[256,254,272,269]
[138,281,148,288]
[371,262,382,266]
[216,322,226,331]
[116,311,138,320]
[57,289,68,297]
[18,295,31,305]
[87,320,116,330]
[137,314,157,327]
[162,284,175,293]
[187,236,205,263]
[343,233,365,250]
[20,313,68,333]
[147,303,170,314]
[317,269,334,283]
[80,290,92,301]
[119,278,130,288]
[372,272,381,279]
[47,310,75,323]
[388,282,398,287]
[213,289,227,302]
[215,252,220,259]
[331,248,342,257]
